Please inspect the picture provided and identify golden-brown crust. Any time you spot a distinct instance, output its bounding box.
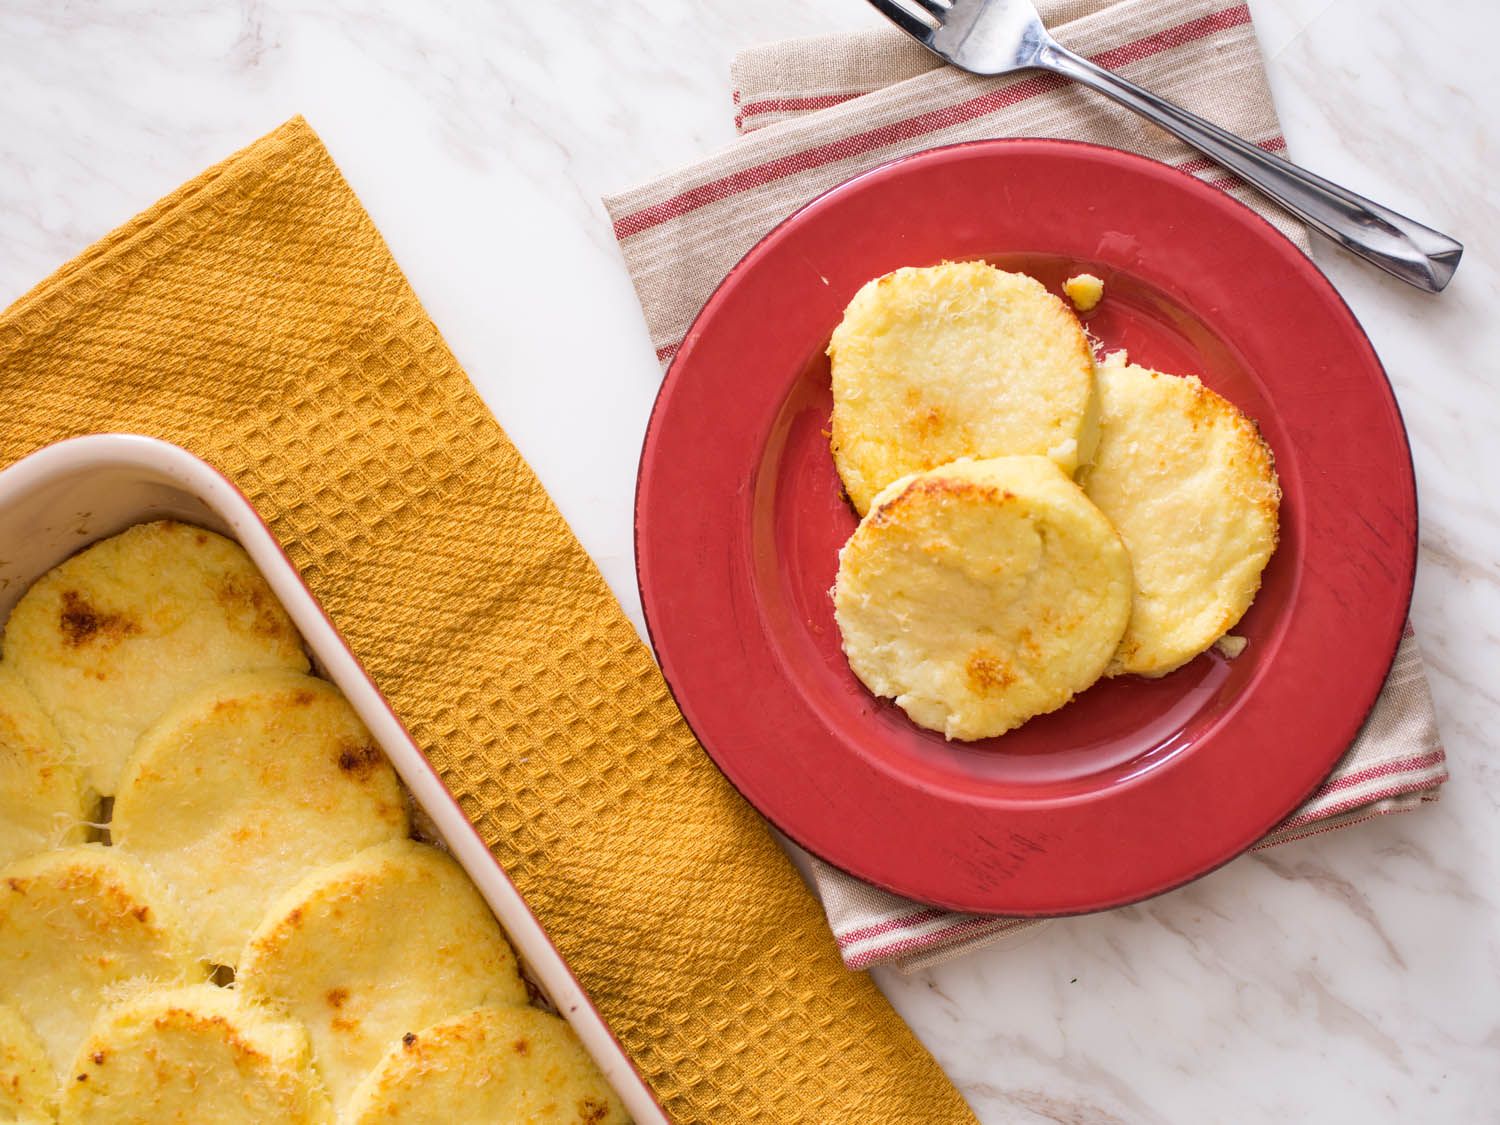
[238,840,527,1109]
[1083,363,1280,677]
[828,261,1097,514]
[4,520,310,796]
[0,847,199,1081]
[964,649,1016,696]
[60,985,330,1123]
[834,456,1132,740]
[345,1006,628,1125]
[57,590,140,648]
[111,670,409,967]
[212,573,295,641]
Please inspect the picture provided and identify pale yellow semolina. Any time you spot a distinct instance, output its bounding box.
[57,984,331,1124]
[346,1005,629,1125]
[833,456,1132,740]
[828,261,1098,515]
[0,847,200,1082]
[0,664,88,868]
[237,839,529,1110]
[1080,358,1280,677]
[111,670,410,968]
[2,521,308,796]
[0,1003,54,1124]
[1062,272,1105,312]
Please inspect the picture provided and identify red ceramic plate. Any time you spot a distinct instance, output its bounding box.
[635,139,1415,915]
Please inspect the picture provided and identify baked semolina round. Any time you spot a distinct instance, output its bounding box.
[345,1006,628,1125]
[111,670,410,968]
[0,1003,54,1124]
[1080,358,1280,677]
[0,664,89,867]
[828,261,1098,515]
[237,839,528,1109]
[833,456,1132,740]
[58,984,332,1125]
[0,846,199,1080]
[2,521,309,796]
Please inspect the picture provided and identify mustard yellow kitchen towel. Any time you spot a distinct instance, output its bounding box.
[0,118,977,1125]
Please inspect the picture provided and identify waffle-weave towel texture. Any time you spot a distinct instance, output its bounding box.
[0,117,978,1125]
[602,0,1448,972]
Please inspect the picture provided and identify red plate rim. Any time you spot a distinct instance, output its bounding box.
[634,138,1416,915]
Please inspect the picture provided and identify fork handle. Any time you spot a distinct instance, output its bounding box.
[1038,41,1463,292]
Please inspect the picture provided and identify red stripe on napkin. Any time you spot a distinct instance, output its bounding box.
[845,915,1009,970]
[837,907,950,944]
[736,92,866,130]
[1316,748,1448,797]
[614,4,1252,241]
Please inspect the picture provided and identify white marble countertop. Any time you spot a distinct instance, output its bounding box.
[3,1,1496,1120]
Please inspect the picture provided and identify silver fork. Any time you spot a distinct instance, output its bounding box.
[865,0,1462,292]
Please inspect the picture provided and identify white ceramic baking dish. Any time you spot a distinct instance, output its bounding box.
[0,433,668,1125]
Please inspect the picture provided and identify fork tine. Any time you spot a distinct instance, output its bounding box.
[863,0,939,42]
[908,0,953,14]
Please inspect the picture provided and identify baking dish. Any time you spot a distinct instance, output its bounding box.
[0,433,668,1125]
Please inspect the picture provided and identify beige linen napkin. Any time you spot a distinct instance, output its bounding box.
[604,0,1446,971]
